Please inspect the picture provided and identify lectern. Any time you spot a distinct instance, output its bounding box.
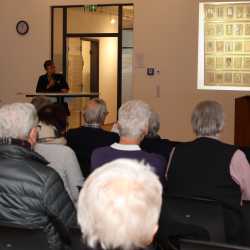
[235,96,250,147]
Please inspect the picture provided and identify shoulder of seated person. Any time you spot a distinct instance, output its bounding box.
[93,146,110,154]
[54,73,63,77]
[146,151,166,162]
[66,127,84,135]
[57,144,76,155]
[38,143,73,153]
[30,159,60,180]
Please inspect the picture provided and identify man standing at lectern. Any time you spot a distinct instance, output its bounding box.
[36,60,69,93]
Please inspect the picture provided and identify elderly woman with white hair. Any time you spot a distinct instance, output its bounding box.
[78,159,162,250]
[91,100,166,181]
[166,100,250,244]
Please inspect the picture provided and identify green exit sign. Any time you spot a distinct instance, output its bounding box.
[84,5,97,12]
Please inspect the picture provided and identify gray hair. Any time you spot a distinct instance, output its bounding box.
[118,100,151,139]
[191,100,224,137]
[31,96,52,112]
[148,111,160,137]
[0,103,38,139]
[77,159,162,250]
[83,98,108,125]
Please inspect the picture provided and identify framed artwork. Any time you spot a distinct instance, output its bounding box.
[198,2,250,90]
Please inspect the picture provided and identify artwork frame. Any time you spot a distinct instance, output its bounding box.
[198,1,250,91]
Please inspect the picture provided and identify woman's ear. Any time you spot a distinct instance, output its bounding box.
[143,126,149,136]
[28,127,38,146]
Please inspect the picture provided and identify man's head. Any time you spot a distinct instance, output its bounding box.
[0,103,39,145]
[44,60,56,75]
[148,111,160,138]
[191,100,224,137]
[78,159,162,250]
[83,98,108,125]
[118,100,151,142]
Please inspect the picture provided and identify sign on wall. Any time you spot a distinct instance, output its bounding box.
[198,2,250,91]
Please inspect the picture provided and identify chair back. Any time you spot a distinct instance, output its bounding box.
[241,201,250,246]
[179,239,250,250]
[70,227,86,250]
[0,225,49,250]
[166,196,225,242]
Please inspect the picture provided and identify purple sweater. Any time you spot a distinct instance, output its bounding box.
[91,144,166,180]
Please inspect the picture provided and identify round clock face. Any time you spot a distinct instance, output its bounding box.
[16,21,29,35]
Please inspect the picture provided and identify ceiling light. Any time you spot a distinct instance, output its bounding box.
[110,18,116,24]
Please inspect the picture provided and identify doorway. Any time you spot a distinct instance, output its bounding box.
[67,36,117,126]
[67,38,99,93]
[51,4,134,128]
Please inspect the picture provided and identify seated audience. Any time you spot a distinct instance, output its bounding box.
[141,110,178,162]
[66,98,119,177]
[91,100,166,181]
[31,96,52,112]
[37,103,68,144]
[78,159,162,250]
[0,103,76,250]
[166,100,250,245]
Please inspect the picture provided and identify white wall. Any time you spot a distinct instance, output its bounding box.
[0,1,52,104]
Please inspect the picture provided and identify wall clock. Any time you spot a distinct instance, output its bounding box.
[16,20,29,35]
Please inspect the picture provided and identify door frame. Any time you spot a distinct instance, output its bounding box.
[51,3,133,110]
[81,38,100,93]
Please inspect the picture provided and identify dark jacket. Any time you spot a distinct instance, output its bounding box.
[166,137,243,244]
[140,136,178,162]
[36,73,69,92]
[0,140,76,250]
[66,126,119,177]
[166,137,240,210]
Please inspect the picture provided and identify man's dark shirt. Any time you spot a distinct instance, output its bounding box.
[141,135,178,162]
[66,126,119,178]
[36,73,69,92]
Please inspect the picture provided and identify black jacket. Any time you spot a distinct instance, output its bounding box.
[66,126,119,178]
[0,141,76,250]
[166,137,243,244]
[36,73,69,92]
[140,136,178,162]
[166,137,240,210]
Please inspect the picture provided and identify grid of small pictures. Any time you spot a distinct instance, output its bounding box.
[204,3,250,87]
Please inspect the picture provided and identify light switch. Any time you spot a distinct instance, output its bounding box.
[147,68,155,76]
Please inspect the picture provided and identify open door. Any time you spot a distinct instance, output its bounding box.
[81,39,99,93]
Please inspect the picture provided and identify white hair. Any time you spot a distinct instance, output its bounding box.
[118,100,151,139]
[77,159,162,250]
[148,111,160,137]
[191,100,224,137]
[0,103,38,139]
[83,98,108,125]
